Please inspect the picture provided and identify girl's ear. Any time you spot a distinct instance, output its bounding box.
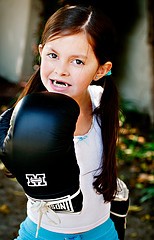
[38,44,43,56]
[94,61,112,81]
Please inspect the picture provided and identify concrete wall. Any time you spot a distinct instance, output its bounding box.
[118,0,153,121]
[0,0,42,83]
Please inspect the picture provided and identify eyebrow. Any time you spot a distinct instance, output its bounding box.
[46,46,88,60]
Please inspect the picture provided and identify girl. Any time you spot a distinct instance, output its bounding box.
[0,4,129,240]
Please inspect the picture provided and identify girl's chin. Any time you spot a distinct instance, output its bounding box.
[47,89,66,94]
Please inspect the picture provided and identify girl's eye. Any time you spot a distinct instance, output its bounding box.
[74,59,84,65]
[48,53,57,59]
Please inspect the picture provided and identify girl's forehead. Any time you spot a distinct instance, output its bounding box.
[46,31,91,45]
[45,33,93,52]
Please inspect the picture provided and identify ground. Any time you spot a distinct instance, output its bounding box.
[0,78,153,239]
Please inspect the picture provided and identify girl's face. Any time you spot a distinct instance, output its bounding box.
[39,32,102,103]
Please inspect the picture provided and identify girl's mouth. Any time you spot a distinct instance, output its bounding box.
[51,80,71,88]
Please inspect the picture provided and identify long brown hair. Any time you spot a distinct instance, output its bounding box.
[16,5,119,202]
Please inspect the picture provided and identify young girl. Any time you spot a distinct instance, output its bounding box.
[0,4,129,240]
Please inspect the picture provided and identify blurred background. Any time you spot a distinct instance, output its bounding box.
[0,0,153,239]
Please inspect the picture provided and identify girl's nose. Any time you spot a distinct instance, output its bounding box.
[54,61,70,77]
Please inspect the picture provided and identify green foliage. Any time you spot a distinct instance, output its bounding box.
[117,100,154,203]
[140,187,154,203]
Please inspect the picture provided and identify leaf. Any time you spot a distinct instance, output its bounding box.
[0,204,10,214]
[137,173,154,183]
[129,205,142,212]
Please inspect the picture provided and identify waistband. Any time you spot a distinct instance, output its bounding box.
[20,217,118,239]
[26,189,83,238]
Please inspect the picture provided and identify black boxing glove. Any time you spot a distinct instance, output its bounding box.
[3,92,83,213]
[0,108,14,149]
[0,108,14,167]
[110,179,129,240]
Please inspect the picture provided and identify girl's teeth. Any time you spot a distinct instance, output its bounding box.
[53,80,68,87]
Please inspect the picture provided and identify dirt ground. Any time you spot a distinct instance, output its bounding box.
[0,164,153,240]
[0,167,26,240]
